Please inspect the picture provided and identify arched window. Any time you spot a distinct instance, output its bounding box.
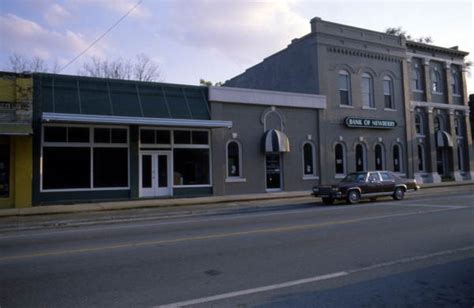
[361,73,374,108]
[431,69,443,93]
[227,141,242,178]
[451,69,461,95]
[412,65,422,90]
[335,143,346,175]
[303,142,316,176]
[355,144,366,172]
[339,70,351,106]
[417,144,425,172]
[383,76,394,109]
[393,144,402,173]
[374,144,385,171]
[415,114,423,135]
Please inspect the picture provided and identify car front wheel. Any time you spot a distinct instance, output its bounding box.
[346,190,360,204]
[393,187,405,200]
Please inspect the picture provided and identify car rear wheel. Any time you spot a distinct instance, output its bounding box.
[347,190,360,204]
[322,197,335,205]
[393,187,405,200]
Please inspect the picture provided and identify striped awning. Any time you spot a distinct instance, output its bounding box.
[436,130,453,148]
[263,129,290,153]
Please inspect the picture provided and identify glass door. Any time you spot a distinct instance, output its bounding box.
[266,153,282,191]
[140,152,172,197]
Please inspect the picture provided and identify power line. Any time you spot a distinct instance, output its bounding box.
[59,0,143,73]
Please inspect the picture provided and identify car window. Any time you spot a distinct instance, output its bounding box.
[380,172,394,181]
[368,173,380,182]
[341,173,366,183]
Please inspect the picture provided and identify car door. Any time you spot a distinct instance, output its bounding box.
[379,171,396,193]
[365,172,382,195]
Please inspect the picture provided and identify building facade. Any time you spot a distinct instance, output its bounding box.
[1,17,472,207]
[225,17,473,184]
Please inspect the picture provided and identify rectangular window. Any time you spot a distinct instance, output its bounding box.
[362,77,373,108]
[383,80,394,109]
[93,148,128,187]
[174,131,191,144]
[43,147,91,189]
[156,130,171,144]
[339,74,350,106]
[173,149,210,185]
[140,129,155,144]
[0,143,10,197]
[42,125,129,191]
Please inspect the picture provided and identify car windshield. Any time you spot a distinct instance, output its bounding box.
[341,173,366,183]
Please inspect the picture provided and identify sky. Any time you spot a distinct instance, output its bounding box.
[0,0,473,93]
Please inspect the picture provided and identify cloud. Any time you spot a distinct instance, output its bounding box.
[44,3,72,26]
[158,0,308,64]
[0,13,106,62]
[69,0,151,19]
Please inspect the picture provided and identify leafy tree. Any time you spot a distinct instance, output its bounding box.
[199,79,222,86]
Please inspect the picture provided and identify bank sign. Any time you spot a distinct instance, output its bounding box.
[344,117,397,129]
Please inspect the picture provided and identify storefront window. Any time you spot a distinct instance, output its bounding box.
[0,142,10,197]
[393,144,401,173]
[42,125,129,190]
[174,149,210,185]
[417,144,425,172]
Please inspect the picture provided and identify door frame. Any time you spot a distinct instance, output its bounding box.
[139,151,173,198]
[265,153,283,192]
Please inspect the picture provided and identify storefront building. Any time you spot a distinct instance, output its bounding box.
[225,17,473,184]
[0,72,33,209]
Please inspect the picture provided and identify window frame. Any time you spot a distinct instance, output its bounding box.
[411,65,423,91]
[41,124,130,192]
[334,143,346,178]
[431,69,443,94]
[355,143,367,172]
[225,140,245,182]
[361,73,375,109]
[392,144,403,173]
[139,127,212,188]
[374,143,385,171]
[414,114,424,136]
[338,70,352,106]
[383,76,395,110]
[451,68,461,96]
[302,142,318,180]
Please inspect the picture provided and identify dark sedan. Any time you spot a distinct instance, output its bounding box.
[312,171,420,204]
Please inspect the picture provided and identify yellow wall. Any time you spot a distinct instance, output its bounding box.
[0,136,33,208]
[0,73,33,208]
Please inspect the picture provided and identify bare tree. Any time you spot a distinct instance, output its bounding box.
[80,54,160,81]
[385,27,433,44]
[8,53,50,73]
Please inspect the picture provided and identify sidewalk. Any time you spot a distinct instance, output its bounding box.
[1,180,474,218]
[0,181,473,233]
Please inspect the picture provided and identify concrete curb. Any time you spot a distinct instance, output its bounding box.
[0,191,311,218]
[1,180,473,219]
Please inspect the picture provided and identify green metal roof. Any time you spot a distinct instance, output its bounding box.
[35,74,210,120]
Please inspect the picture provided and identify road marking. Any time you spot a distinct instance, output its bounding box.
[156,245,474,307]
[0,207,460,262]
[396,203,467,209]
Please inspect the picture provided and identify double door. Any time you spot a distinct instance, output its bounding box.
[140,151,172,197]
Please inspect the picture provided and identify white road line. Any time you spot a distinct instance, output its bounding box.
[156,245,474,308]
[396,204,467,209]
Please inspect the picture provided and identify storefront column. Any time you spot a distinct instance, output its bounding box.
[425,107,441,183]
[129,125,140,199]
[13,136,32,208]
[402,58,415,179]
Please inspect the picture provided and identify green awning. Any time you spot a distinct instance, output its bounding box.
[0,123,33,135]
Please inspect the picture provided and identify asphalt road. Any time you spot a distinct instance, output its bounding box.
[0,188,473,307]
